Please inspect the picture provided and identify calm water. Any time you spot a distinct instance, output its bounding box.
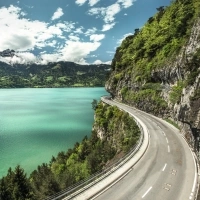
[0,88,108,178]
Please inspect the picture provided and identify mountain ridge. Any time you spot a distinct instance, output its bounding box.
[0,61,110,88]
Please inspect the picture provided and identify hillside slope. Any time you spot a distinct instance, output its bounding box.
[0,61,110,88]
[106,0,200,157]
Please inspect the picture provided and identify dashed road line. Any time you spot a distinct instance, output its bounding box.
[142,187,152,198]
[162,131,166,136]
[162,163,167,172]
[168,145,170,153]
[166,137,169,144]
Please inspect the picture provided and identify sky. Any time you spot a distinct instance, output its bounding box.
[0,0,171,65]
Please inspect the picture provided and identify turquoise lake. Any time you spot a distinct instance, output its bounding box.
[0,88,108,178]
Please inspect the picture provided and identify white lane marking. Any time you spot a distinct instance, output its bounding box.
[181,132,198,198]
[166,137,169,144]
[189,192,194,199]
[162,131,166,136]
[168,145,170,153]
[162,163,167,172]
[142,186,152,198]
[191,152,198,194]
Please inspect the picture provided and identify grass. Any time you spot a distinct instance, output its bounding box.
[165,118,180,130]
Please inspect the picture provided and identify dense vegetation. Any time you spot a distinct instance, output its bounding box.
[0,61,110,88]
[0,103,140,200]
[107,0,200,114]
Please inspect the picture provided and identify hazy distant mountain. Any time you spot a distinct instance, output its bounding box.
[0,49,15,57]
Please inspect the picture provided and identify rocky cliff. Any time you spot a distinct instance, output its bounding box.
[106,0,200,158]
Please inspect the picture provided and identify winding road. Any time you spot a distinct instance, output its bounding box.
[64,98,198,200]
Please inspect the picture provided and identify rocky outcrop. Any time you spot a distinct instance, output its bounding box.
[0,49,15,57]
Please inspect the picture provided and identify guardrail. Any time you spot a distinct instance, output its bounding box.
[46,96,145,200]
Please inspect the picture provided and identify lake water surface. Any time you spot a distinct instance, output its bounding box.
[0,88,108,178]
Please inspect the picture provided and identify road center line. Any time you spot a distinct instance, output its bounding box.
[168,145,170,153]
[142,186,152,198]
[166,137,169,144]
[162,131,166,136]
[162,163,167,171]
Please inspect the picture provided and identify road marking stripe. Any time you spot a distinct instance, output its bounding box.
[162,163,167,171]
[168,145,170,153]
[191,152,197,194]
[162,131,166,136]
[166,138,169,144]
[142,186,152,198]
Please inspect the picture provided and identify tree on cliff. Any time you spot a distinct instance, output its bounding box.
[0,166,34,200]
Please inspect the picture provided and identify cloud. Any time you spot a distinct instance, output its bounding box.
[16,52,37,63]
[74,27,84,34]
[89,0,100,6]
[39,40,102,65]
[104,4,121,23]
[0,5,108,65]
[68,34,80,41]
[1,52,38,64]
[106,51,115,54]
[59,40,101,64]
[51,8,64,20]
[117,0,136,8]
[84,27,97,36]
[93,59,111,65]
[88,0,135,24]
[0,5,76,52]
[75,0,87,6]
[40,53,60,65]
[90,34,105,42]
[117,32,132,44]
[88,3,121,23]
[56,22,75,32]
[102,23,115,31]
[75,0,100,6]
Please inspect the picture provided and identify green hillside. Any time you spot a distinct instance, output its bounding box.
[0,61,110,88]
[107,0,200,116]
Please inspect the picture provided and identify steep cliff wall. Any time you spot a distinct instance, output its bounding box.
[106,0,200,157]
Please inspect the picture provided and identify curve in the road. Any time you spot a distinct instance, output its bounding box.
[63,98,198,200]
[95,98,198,200]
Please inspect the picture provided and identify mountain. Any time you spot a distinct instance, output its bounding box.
[0,61,110,88]
[106,0,200,157]
[0,49,15,57]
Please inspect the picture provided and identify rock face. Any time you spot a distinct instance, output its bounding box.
[160,18,200,155]
[0,49,15,57]
[106,2,200,158]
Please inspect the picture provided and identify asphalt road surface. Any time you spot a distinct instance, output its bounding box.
[94,98,197,200]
